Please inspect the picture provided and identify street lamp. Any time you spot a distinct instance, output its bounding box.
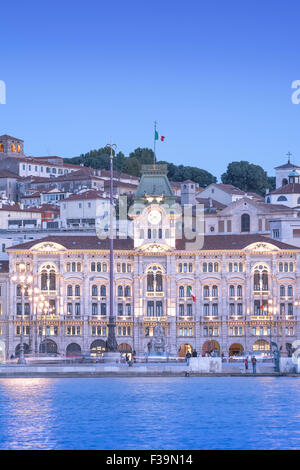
[11,264,33,364]
[105,140,118,353]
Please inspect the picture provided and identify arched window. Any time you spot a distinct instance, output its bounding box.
[92,285,98,296]
[187,285,192,297]
[0,144,3,152]
[253,264,269,292]
[266,197,270,203]
[67,285,73,296]
[203,286,209,297]
[147,273,154,292]
[77,263,81,272]
[179,286,184,297]
[280,285,285,297]
[297,197,300,204]
[212,285,218,297]
[11,144,15,152]
[203,262,207,272]
[237,285,242,297]
[229,285,235,297]
[277,196,287,202]
[75,285,80,296]
[41,264,56,291]
[146,266,163,293]
[118,286,123,297]
[91,262,95,272]
[288,285,293,297]
[241,213,250,232]
[156,273,163,292]
[208,262,213,272]
[17,144,21,153]
[282,178,288,186]
[102,263,107,272]
[100,285,106,297]
[16,284,21,296]
[214,262,219,272]
[97,263,101,272]
[125,286,131,297]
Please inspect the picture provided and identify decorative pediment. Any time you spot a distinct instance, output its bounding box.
[31,241,67,253]
[136,242,172,253]
[244,242,280,253]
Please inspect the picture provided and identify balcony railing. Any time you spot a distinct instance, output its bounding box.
[146,291,164,297]
[143,316,167,321]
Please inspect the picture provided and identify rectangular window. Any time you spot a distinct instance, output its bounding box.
[218,220,224,232]
[75,303,81,316]
[147,301,154,316]
[100,303,106,315]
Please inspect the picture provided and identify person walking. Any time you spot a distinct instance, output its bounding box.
[186,351,192,366]
[245,356,249,372]
[192,349,197,357]
[251,356,257,374]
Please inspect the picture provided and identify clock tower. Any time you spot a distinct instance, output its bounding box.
[130,164,181,249]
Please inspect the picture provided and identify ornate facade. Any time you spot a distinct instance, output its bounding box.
[1,166,300,360]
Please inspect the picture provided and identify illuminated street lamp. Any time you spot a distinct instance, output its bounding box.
[11,264,33,364]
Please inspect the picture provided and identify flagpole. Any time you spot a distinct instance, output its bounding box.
[153,120,157,165]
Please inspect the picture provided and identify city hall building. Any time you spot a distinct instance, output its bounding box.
[1,166,300,360]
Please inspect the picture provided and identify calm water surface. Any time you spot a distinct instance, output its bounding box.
[0,377,299,450]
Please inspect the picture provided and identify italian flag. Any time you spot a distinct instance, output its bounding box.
[188,286,196,302]
[155,130,165,142]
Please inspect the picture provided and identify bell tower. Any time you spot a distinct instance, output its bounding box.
[0,134,24,158]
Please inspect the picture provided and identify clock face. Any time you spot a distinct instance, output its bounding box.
[148,209,161,225]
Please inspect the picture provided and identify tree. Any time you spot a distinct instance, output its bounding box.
[221,161,270,195]
[129,147,155,165]
[65,146,217,185]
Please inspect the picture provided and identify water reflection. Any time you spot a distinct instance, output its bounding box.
[0,377,299,449]
[0,379,57,449]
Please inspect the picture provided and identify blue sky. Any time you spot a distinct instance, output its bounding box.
[1,0,300,180]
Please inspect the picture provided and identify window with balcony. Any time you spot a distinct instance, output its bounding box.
[40,264,56,291]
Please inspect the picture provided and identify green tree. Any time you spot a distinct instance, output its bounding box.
[221,161,270,195]
[129,147,155,165]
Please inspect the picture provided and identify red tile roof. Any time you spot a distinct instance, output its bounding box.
[62,190,108,202]
[270,183,300,195]
[0,134,24,142]
[0,170,22,179]
[214,184,245,195]
[7,233,299,252]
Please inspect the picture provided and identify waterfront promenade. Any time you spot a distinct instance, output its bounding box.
[0,361,297,377]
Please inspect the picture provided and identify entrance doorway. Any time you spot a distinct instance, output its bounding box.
[229,343,244,357]
[90,339,106,357]
[178,344,192,358]
[66,343,82,357]
[39,339,58,355]
[202,340,220,357]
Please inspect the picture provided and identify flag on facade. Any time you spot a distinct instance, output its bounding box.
[155,130,165,142]
[188,286,196,302]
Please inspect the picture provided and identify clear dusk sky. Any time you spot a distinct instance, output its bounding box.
[1,0,300,180]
